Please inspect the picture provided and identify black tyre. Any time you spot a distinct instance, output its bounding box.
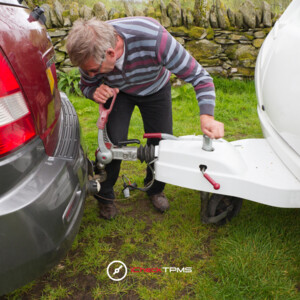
[200,192,243,225]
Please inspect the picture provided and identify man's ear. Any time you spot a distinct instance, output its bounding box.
[106,48,115,58]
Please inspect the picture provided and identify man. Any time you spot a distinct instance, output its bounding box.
[66,17,224,220]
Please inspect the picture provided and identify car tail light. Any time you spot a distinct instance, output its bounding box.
[0,52,36,157]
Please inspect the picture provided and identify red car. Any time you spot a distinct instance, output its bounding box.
[0,0,96,294]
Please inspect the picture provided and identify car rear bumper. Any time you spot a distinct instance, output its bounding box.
[0,93,88,295]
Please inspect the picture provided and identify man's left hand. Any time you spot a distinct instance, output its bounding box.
[200,115,224,139]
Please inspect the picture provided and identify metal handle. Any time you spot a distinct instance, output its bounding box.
[143,133,178,140]
[202,134,214,151]
[200,165,220,190]
[96,90,117,164]
[97,90,117,130]
[203,172,220,190]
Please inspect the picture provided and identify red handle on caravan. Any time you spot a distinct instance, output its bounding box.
[203,173,220,190]
[97,91,117,130]
[143,133,162,139]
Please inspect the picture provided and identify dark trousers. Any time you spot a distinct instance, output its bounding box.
[96,81,173,203]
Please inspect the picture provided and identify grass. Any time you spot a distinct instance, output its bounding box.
[4,77,300,299]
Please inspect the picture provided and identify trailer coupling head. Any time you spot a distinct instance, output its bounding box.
[96,142,156,165]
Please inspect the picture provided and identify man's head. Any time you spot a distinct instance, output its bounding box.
[66,18,117,74]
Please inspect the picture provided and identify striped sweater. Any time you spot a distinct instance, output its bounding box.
[79,17,216,116]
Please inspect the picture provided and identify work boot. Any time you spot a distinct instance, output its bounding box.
[149,192,170,212]
[98,201,117,220]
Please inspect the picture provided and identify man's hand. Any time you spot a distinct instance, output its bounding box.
[200,114,224,139]
[93,84,119,104]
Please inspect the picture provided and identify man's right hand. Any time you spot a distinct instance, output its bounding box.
[93,84,119,104]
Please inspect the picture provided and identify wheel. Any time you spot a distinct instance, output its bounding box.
[200,192,243,225]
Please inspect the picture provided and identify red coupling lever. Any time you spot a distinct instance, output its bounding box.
[200,166,220,190]
[97,90,117,130]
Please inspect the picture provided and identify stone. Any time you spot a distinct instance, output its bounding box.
[160,0,171,27]
[206,28,214,40]
[235,45,258,63]
[63,17,71,27]
[182,9,194,28]
[175,37,185,46]
[200,58,222,67]
[167,0,182,26]
[53,0,64,27]
[188,26,207,39]
[161,14,171,27]
[133,9,145,17]
[253,38,264,48]
[243,32,254,40]
[235,11,244,29]
[272,13,280,26]
[219,56,228,61]
[193,0,209,27]
[262,1,272,27]
[69,2,80,23]
[209,5,218,28]
[231,76,244,80]
[55,51,65,63]
[93,2,108,21]
[222,62,231,69]
[40,4,52,28]
[108,8,117,19]
[51,37,61,45]
[185,39,223,62]
[230,34,245,41]
[255,6,263,26]
[57,39,67,52]
[60,67,75,73]
[254,30,266,39]
[240,40,252,44]
[168,26,189,37]
[124,1,134,17]
[50,8,60,27]
[237,67,255,77]
[80,5,94,20]
[61,58,73,66]
[205,66,227,77]
[48,29,67,37]
[227,8,235,27]
[225,44,238,60]
[239,0,256,29]
[239,59,256,68]
[216,0,230,29]
[215,37,235,45]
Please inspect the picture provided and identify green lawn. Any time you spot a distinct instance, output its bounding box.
[6,78,300,300]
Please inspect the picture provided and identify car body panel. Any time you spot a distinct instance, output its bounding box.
[0,1,89,294]
[0,3,61,156]
[0,94,88,295]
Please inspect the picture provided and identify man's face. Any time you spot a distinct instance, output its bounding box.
[81,50,116,77]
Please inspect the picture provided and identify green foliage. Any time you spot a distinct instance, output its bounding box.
[57,68,82,96]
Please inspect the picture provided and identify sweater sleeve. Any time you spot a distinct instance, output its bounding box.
[157,27,215,116]
[79,68,103,101]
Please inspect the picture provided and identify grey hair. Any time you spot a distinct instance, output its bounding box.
[66,18,117,67]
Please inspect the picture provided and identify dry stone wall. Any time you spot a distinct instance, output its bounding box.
[44,0,280,79]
